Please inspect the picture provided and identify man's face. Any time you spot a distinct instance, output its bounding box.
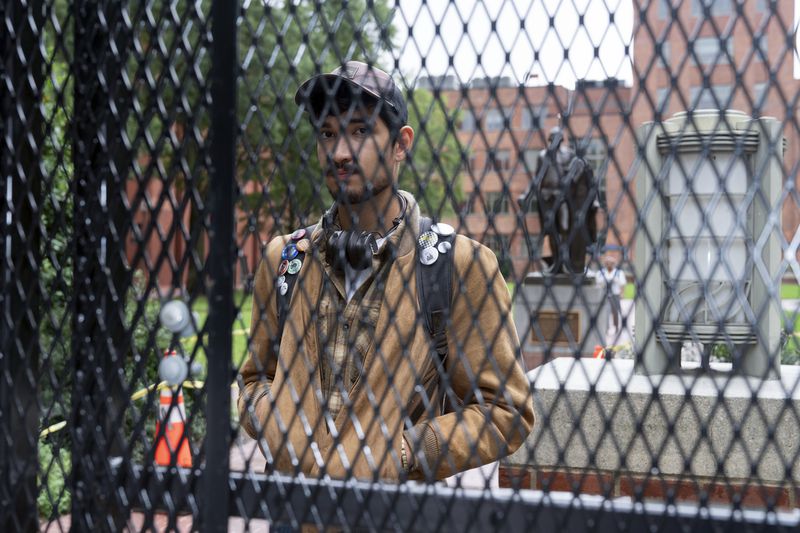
[317,108,396,205]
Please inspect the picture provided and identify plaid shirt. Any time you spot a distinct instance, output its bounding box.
[317,223,406,423]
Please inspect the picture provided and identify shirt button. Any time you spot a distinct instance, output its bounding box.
[343,323,350,330]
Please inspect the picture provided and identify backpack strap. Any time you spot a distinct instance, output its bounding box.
[416,217,455,364]
[276,224,316,345]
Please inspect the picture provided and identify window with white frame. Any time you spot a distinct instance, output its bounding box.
[754,34,767,61]
[753,82,768,107]
[521,105,546,130]
[487,149,512,172]
[486,108,505,131]
[656,86,670,111]
[689,84,733,109]
[658,42,671,68]
[461,109,477,132]
[582,138,608,176]
[692,0,734,17]
[523,149,539,172]
[692,36,733,65]
[484,191,510,214]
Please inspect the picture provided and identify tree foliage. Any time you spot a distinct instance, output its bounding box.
[237,0,462,229]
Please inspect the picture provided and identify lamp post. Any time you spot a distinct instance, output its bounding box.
[634,110,783,378]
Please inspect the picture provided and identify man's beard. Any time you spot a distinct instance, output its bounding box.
[328,165,392,205]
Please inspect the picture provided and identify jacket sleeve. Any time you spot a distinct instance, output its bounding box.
[405,238,535,480]
[237,236,285,439]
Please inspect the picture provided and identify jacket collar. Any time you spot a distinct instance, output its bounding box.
[310,190,420,259]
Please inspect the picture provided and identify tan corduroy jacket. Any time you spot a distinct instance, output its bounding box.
[238,192,534,481]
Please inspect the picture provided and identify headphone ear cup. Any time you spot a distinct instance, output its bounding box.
[326,230,347,272]
[345,232,370,271]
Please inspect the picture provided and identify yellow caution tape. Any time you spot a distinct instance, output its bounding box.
[39,420,67,439]
[40,380,239,440]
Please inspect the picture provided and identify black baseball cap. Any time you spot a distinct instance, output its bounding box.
[294,61,408,126]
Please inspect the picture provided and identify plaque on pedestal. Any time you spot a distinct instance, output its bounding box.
[513,272,609,370]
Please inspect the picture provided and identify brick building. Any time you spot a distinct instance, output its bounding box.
[431,0,799,281]
[432,77,632,281]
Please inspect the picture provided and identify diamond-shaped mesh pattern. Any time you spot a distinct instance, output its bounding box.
[3,0,800,531]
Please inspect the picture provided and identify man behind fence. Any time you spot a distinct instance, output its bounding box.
[238,61,534,482]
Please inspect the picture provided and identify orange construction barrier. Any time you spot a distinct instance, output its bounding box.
[155,351,192,467]
[593,345,605,359]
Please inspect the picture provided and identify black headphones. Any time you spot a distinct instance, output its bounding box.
[324,193,408,272]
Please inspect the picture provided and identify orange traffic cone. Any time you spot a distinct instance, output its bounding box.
[155,351,192,467]
[593,345,606,359]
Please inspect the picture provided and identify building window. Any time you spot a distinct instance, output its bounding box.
[754,34,767,61]
[484,233,511,255]
[657,0,671,20]
[692,0,733,17]
[484,191,510,214]
[521,105,546,130]
[690,84,733,109]
[656,86,670,111]
[692,36,733,65]
[658,42,671,68]
[487,149,512,172]
[753,82,768,107]
[523,149,539,172]
[581,138,608,176]
[463,153,478,173]
[485,108,506,132]
[461,109,476,132]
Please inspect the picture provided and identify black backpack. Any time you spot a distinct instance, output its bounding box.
[275,217,454,363]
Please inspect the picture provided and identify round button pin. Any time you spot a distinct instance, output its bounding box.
[290,228,307,241]
[281,243,299,260]
[279,282,289,295]
[419,246,439,265]
[431,223,455,237]
[437,241,452,254]
[277,260,289,276]
[275,275,286,286]
[418,230,438,249]
[287,258,302,275]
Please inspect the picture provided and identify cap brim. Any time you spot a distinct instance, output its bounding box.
[294,73,382,109]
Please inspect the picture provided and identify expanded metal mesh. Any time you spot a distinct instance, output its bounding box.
[2,0,800,531]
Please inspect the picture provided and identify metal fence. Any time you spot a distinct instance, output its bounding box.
[2,0,800,531]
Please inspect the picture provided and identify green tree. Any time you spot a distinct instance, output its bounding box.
[237,1,462,230]
[237,0,396,231]
[402,88,464,218]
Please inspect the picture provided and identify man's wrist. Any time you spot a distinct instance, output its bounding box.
[401,436,415,472]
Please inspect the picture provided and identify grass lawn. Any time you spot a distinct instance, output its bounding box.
[180,291,253,372]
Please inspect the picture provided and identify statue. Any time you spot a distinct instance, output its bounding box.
[518,127,599,274]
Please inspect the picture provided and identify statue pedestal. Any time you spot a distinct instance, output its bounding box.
[513,272,610,370]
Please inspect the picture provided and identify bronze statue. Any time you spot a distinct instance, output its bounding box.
[518,127,599,274]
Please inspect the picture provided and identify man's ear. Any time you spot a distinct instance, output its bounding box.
[394,125,414,162]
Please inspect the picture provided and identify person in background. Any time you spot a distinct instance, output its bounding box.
[597,255,627,335]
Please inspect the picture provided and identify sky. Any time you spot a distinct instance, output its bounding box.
[386,0,635,89]
[382,0,800,89]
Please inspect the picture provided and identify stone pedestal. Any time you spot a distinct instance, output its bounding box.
[501,359,800,508]
[513,272,609,370]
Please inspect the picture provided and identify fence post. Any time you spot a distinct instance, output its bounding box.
[204,0,237,530]
[70,1,132,529]
[0,1,44,530]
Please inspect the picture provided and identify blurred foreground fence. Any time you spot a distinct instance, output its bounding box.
[2,0,800,531]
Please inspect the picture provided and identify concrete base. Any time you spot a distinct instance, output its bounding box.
[513,272,610,370]
[507,358,800,487]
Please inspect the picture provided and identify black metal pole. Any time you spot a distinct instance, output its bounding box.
[70,1,131,529]
[1,1,44,531]
[204,0,237,531]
